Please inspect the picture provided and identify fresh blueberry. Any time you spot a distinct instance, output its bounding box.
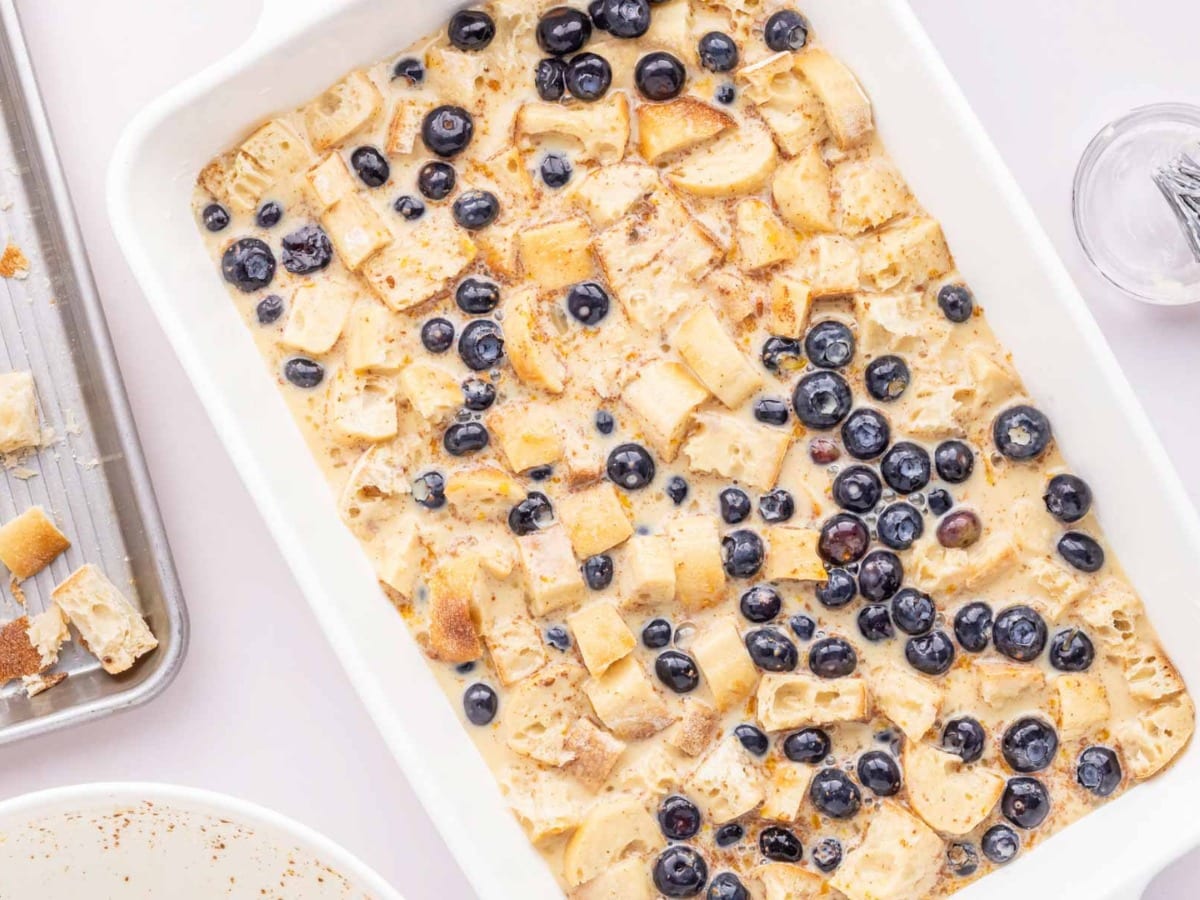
[877,502,925,550]
[764,9,810,52]
[545,625,571,651]
[636,51,687,101]
[456,276,499,314]
[462,378,496,411]
[652,845,708,898]
[864,355,910,402]
[934,440,975,483]
[1049,628,1094,672]
[534,57,569,100]
[657,794,702,840]
[811,838,843,873]
[761,335,803,372]
[832,466,883,513]
[818,514,870,565]
[565,52,613,100]
[938,283,974,323]
[993,605,1047,662]
[793,371,853,429]
[759,827,802,862]
[817,568,857,609]
[758,489,794,523]
[745,628,799,672]
[857,750,902,796]
[255,201,282,228]
[255,294,284,325]
[394,195,426,220]
[858,605,894,642]
[540,153,573,188]
[784,727,830,763]
[392,56,424,84]
[1002,718,1059,773]
[927,489,953,516]
[858,550,903,603]
[595,410,615,434]
[740,585,782,623]
[642,617,672,648]
[942,717,986,763]
[1058,532,1105,572]
[665,475,689,506]
[753,397,790,426]
[790,614,816,641]
[1002,777,1050,829]
[443,421,489,456]
[808,637,857,678]
[722,529,765,578]
[528,466,553,482]
[954,602,993,653]
[351,146,389,187]
[719,487,751,524]
[698,31,739,71]
[841,408,890,460]
[455,661,476,674]
[1044,473,1093,523]
[1077,746,1122,797]
[283,357,323,388]
[280,224,332,275]
[656,650,700,693]
[715,83,737,104]
[413,471,447,509]
[458,320,504,370]
[892,588,936,635]
[714,824,744,847]
[453,190,500,230]
[421,317,455,354]
[463,682,497,725]
[508,492,554,535]
[418,161,457,200]
[707,872,748,900]
[222,237,276,292]
[583,554,614,590]
[202,202,230,232]
[937,509,982,549]
[947,842,980,878]
[607,443,655,490]
[537,6,593,55]
[588,0,609,30]
[805,321,855,369]
[602,0,651,38]
[994,405,1053,461]
[734,723,769,756]
[905,631,956,675]
[810,768,861,819]
[422,106,475,158]
[566,282,610,325]
[982,824,1020,864]
[448,9,496,50]
[880,442,932,494]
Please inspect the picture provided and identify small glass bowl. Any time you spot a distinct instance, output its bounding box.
[1073,103,1200,306]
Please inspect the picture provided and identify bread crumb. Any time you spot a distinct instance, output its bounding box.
[0,243,29,279]
[9,577,26,607]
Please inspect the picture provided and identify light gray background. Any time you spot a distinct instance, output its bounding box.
[2,1,1198,897]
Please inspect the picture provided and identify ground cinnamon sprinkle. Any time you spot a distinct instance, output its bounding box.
[0,242,30,279]
[0,615,41,681]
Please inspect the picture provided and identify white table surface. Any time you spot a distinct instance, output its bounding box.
[3,1,1198,898]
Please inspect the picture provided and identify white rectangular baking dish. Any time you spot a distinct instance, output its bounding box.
[107,1,1200,897]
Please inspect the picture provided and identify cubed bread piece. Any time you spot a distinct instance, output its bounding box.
[859,216,953,291]
[794,233,860,297]
[794,48,874,150]
[637,97,734,163]
[667,699,721,757]
[568,602,636,676]
[570,856,653,900]
[562,795,660,887]
[517,92,631,165]
[1075,578,1140,653]
[503,762,589,844]
[210,119,311,211]
[518,526,587,616]
[563,718,627,791]
[601,231,714,331]
[903,742,1006,835]
[763,528,824,582]
[667,516,725,610]
[359,211,477,312]
[483,611,546,687]
[559,483,634,559]
[619,535,676,609]
[427,555,483,664]
[518,218,594,290]
[200,152,266,213]
[834,154,913,233]
[51,565,157,674]
[685,737,766,823]
[682,412,791,491]
[642,0,693,59]
[907,534,1017,596]
[855,291,938,358]
[282,280,354,354]
[490,401,563,473]
[691,616,758,711]
[239,118,311,181]
[667,119,779,197]
[0,507,69,579]
[584,655,675,740]
[830,801,943,900]
[304,70,382,150]
[505,287,567,394]
[397,360,459,423]
[345,299,406,373]
[326,371,398,443]
[0,615,43,681]
[1056,673,1110,740]
[504,661,587,765]
[321,193,392,272]
[385,98,427,156]
[27,604,69,669]
[0,371,40,454]
[22,671,67,698]
[756,673,868,732]
[870,662,942,742]
[1117,694,1195,779]
[305,153,358,210]
[1123,640,1187,702]
[977,660,1046,708]
[445,467,524,521]
[372,516,423,599]
[704,266,765,322]
[767,273,813,336]
[735,198,799,272]
[569,162,659,228]
[750,864,824,900]
[738,51,830,157]
[621,361,710,462]
[673,305,763,408]
[772,143,834,232]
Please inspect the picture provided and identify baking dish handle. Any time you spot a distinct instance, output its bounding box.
[252,0,344,46]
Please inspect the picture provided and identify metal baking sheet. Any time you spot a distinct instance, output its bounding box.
[0,1,186,742]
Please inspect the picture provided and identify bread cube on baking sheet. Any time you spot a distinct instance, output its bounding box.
[1117,694,1195,779]
[1056,673,1110,740]
[505,287,567,394]
[667,516,725,611]
[562,794,660,888]
[517,92,631,165]
[672,305,762,408]
[666,698,721,758]
[584,655,675,740]
[685,737,766,823]
[682,412,791,492]
[756,672,868,732]
[326,371,397,443]
[558,483,633,559]
[619,534,676,610]
[427,554,483,664]
[794,48,874,151]
[490,401,563,473]
[869,662,942,742]
[305,153,357,211]
[567,601,636,676]
[620,361,709,462]
[518,217,594,290]
[760,762,813,822]
[0,371,41,454]
[0,506,69,579]
[830,801,943,900]
[563,718,626,791]
[518,525,586,616]
[763,527,824,582]
[905,741,1006,835]
[735,198,799,272]
[570,855,653,900]
[304,70,382,151]
[52,564,157,675]
[397,360,459,424]
[772,143,833,233]
[282,280,354,355]
[750,863,824,900]
[637,97,734,164]
[321,193,392,272]
[691,616,758,711]
[504,661,586,766]
[359,213,477,313]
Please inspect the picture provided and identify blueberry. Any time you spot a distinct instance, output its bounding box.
[982,824,1020,864]
[222,237,276,292]
[714,824,744,847]
[954,602,993,653]
[818,514,870,565]
[658,795,702,840]
[877,502,925,550]
[392,56,424,84]
[892,588,935,635]
[534,57,569,100]
[642,617,672,648]
[455,661,476,674]
[905,631,955,675]
[753,397,790,425]
[745,628,799,672]
[937,509,982,549]
[805,321,855,369]
[566,282,610,325]
[462,378,495,411]
[793,371,853,429]
[656,650,700,693]
[453,190,500,230]
[413,471,447,509]
[783,727,830,763]
[421,317,455,354]
[811,837,843,873]
[583,554,614,590]
[841,408,890,460]
[857,605,894,642]
[942,717,986,763]
[761,336,802,372]
[537,6,593,55]
[422,106,475,158]
[880,442,932,494]
[636,51,686,101]
[759,826,802,862]
[283,357,323,388]
[545,625,571,651]
[448,9,496,50]
[458,320,504,370]
[698,31,739,71]
[938,283,974,323]
[280,224,332,275]
[418,161,457,200]
[662,475,689,506]
[790,614,816,641]
[602,0,651,38]
[456,277,499,314]
[653,845,707,898]
[810,769,861,819]
[947,842,980,878]
[832,466,882,513]
[540,153,573,188]
[858,550,903,603]
[463,682,497,725]
[251,201,282,230]
[1002,718,1059,773]
[1042,474,1093,524]
[858,750,902,796]
[809,636,857,678]
[758,489,794,523]
[994,405,1053,461]
[934,440,975,483]
[607,443,655,490]
[816,568,857,609]
[764,9,810,52]
[707,872,748,900]
[588,0,609,30]
[740,585,781,623]
[927,489,953,516]
[394,195,426,220]
[716,83,737,104]
[734,723,769,756]
[1049,628,1094,672]
[1077,746,1122,797]
[565,52,613,100]
[508,492,554,535]
[993,605,1047,662]
[528,465,553,482]
[810,440,839,467]
[351,146,389,187]
[864,355,910,402]
[1002,777,1050,829]
[255,294,284,325]
[595,410,616,434]
[202,202,230,232]
[722,529,764,578]
[444,421,489,456]
[1058,532,1105,572]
